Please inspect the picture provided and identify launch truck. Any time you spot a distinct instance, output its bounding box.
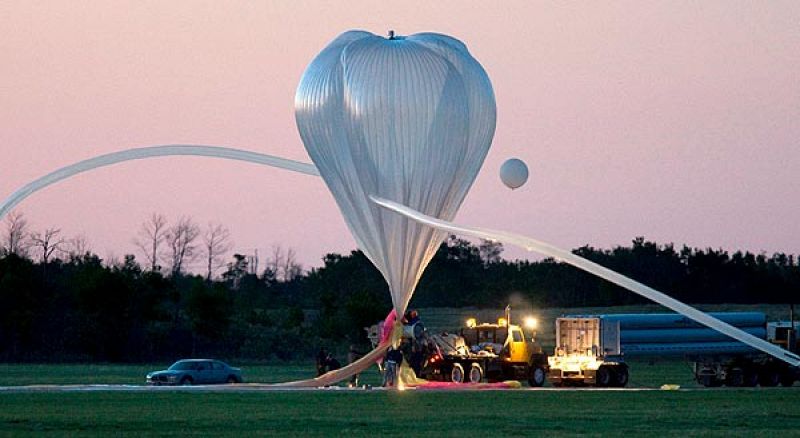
[419,309,549,386]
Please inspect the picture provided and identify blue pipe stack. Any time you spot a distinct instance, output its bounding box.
[597,313,765,357]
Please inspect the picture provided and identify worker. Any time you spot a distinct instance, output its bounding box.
[407,309,420,325]
[316,347,328,376]
[409,342,424,377]
[402,309,420,326]
[326,353,341,371]
[347,345,365,387]
[383,346,403,387]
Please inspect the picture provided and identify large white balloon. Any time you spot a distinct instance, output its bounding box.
[295,30,496,314]
[500,158,529,189]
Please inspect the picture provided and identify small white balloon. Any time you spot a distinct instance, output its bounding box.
[500,158,529,189]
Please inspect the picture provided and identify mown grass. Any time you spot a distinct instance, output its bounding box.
[1,389,799,436]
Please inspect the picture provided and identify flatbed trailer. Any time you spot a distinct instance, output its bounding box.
[548,311,799,387]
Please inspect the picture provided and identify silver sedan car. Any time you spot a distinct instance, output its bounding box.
[146,359,243,385]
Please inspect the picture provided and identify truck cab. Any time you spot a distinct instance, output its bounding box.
[460,322,532,363]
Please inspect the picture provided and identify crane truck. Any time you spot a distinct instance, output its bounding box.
[367,306,549,386]
[419,308,549,386]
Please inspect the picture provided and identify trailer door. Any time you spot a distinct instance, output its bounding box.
[557,318,600,355]
[601,320,621,355]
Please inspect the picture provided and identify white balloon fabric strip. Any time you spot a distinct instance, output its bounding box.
[371,195,800,367]
[0,145,320,221]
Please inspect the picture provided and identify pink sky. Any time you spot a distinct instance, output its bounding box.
[2,1,799,271]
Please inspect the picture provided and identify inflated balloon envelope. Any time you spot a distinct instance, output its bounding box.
[295,30,496,316]
[2,30,798,387]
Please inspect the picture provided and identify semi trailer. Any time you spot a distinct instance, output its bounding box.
[547,311,800,387]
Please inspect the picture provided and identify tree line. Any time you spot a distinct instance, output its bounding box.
[1,212,798,363]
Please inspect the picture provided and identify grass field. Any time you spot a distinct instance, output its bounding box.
[1,360,798,436]
[0,359,702,388]
[1,389,799,436]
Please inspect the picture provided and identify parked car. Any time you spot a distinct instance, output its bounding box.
[146,359,243,385]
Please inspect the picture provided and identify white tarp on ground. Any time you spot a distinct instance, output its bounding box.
[295,30,496,316]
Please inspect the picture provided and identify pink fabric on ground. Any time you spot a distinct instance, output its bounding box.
[414,381,518,390]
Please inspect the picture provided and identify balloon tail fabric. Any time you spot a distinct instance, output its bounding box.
[370,196,800,367]
[270,338,391,388]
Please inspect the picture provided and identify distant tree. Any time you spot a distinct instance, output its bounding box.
[283,247,303,281]
[30,227,65,265]
[268,245,284,280]
[163,217,200,276]
[134,213,168,272]
[479,239,504,266]
[203,223,232,281]
[1,211,30,257]
[222,253,249,288]
[66,234,91,260]
[266,245,303,281]
[185,280,232,353]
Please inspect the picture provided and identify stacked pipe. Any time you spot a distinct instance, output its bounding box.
[605,312,766,357]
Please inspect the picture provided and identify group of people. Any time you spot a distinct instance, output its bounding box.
[314,309,428,388]
[382,309,428,387]
[316,345,365,387]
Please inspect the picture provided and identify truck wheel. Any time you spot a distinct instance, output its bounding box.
[742,368,759,387]
[469,364,483,384]
[780,372,795,387]
[759,369,780,387]
[724,369,744,387]
[612,366,629,387]
[698,374,721,387]
[595,366,612,387]
[528,366,546,387]
[450,363,465,384]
